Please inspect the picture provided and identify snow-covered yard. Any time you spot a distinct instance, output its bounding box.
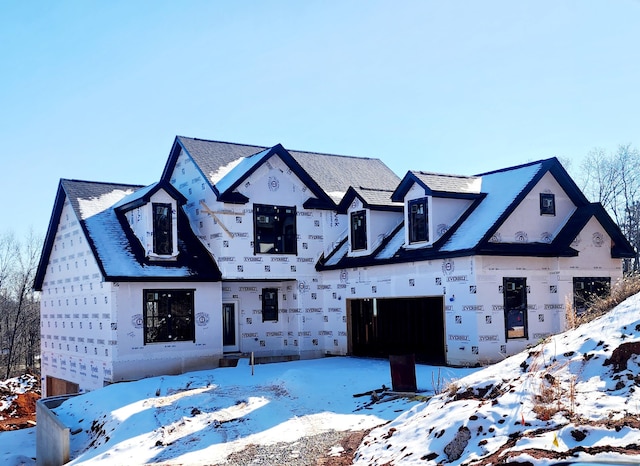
[2,293,640,465]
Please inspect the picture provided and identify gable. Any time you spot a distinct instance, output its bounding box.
[225,151,323,207]
[35,180,142,290]
[489,171,577,244]
[441,161,545,252]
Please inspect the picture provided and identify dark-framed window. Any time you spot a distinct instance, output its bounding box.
[144,289,195,344]
[409,198,428,243]
[153,203,173,255]
[262,288,279,322]
[540,193,556,216]
[350,210,367,251]
[503,277,527,339]
[254,204,297,254]
[573,277,610,316]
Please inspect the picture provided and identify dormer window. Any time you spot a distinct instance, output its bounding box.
[409,198,428,243]
[540,193,555,216]
[153,203,173,255]
[350,210,367,251]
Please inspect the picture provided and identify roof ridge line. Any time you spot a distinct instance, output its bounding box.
[62,178,145,188]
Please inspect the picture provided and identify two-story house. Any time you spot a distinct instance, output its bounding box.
[35,136,634,396]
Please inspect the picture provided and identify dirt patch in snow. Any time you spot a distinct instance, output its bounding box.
[0,374,40,431]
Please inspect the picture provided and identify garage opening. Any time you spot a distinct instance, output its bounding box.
[347,296,445,365]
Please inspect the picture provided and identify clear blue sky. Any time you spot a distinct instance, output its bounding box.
[2,0,639,239]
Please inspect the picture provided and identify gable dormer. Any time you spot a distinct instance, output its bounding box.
[115,181,187,261]
[392,171,482,249]
[339,186,402,257]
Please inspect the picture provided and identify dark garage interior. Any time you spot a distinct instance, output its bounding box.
[348,296,445,365]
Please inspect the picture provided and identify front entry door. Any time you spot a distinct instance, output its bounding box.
[222,302,239,352]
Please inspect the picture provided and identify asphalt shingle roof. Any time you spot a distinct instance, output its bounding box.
[174,136,400,204]
[410,171,482,194]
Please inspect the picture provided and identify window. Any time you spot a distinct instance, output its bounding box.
[153,203,173,255]
[408,198,428,243]
[254,204,297,254]
[503,278,527,339]
[540,193,555,216]
[262,288,279,322]
[144,289,195,344]
[350,210,367,251]
[573,277,610,316]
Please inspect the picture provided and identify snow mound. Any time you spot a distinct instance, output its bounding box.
[354,293,640,465]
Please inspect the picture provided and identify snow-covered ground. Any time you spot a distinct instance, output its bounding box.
[355,293,640,465]
[0,358,477,465]
[2,293,640,465]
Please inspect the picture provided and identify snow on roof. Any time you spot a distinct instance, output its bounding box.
[111,182,159,210]
[60,180,219,280]
[441,161,543,252]
[208,157,245,185]
[84,209,194,278]
[324,236,349,267]
[412,171,482,194]
[375,225,406,260]
[78,188,138,219]
[214,148,271,195]
[327,191,347,203]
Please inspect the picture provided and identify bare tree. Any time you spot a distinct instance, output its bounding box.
[0,231,41,379]
[579,144,640,272]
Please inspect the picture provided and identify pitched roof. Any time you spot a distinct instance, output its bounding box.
[392,171,482,201]
[34,179,221,290]
[162,136,400,206]
[318,157,634,269]
[337,186,402,213]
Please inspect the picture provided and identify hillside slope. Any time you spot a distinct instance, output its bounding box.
[354,293,640,465]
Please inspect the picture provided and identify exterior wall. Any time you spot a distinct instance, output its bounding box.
[322,239,623,367]
[220,279,346,359]
[40,199,223,396]
[111,281,222,381]
[558,216,625,291]
[474,255,567,363]
[492,172,576,243]
[166,149,351,359]
[169,150,345,280]
[431,197,474,241]
[40,200,115,396]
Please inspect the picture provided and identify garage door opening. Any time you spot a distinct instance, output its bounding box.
[347,296,445,365]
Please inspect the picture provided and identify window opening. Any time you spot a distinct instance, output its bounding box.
[540,193,556,216]
[254,204,297,254]
[350,210,367,251]
[503,277,527,339]
[573,277,610,316]
[144,289,195,343]
[153,203,173,254]
[409,198,428,243]
[262,288,279,322]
